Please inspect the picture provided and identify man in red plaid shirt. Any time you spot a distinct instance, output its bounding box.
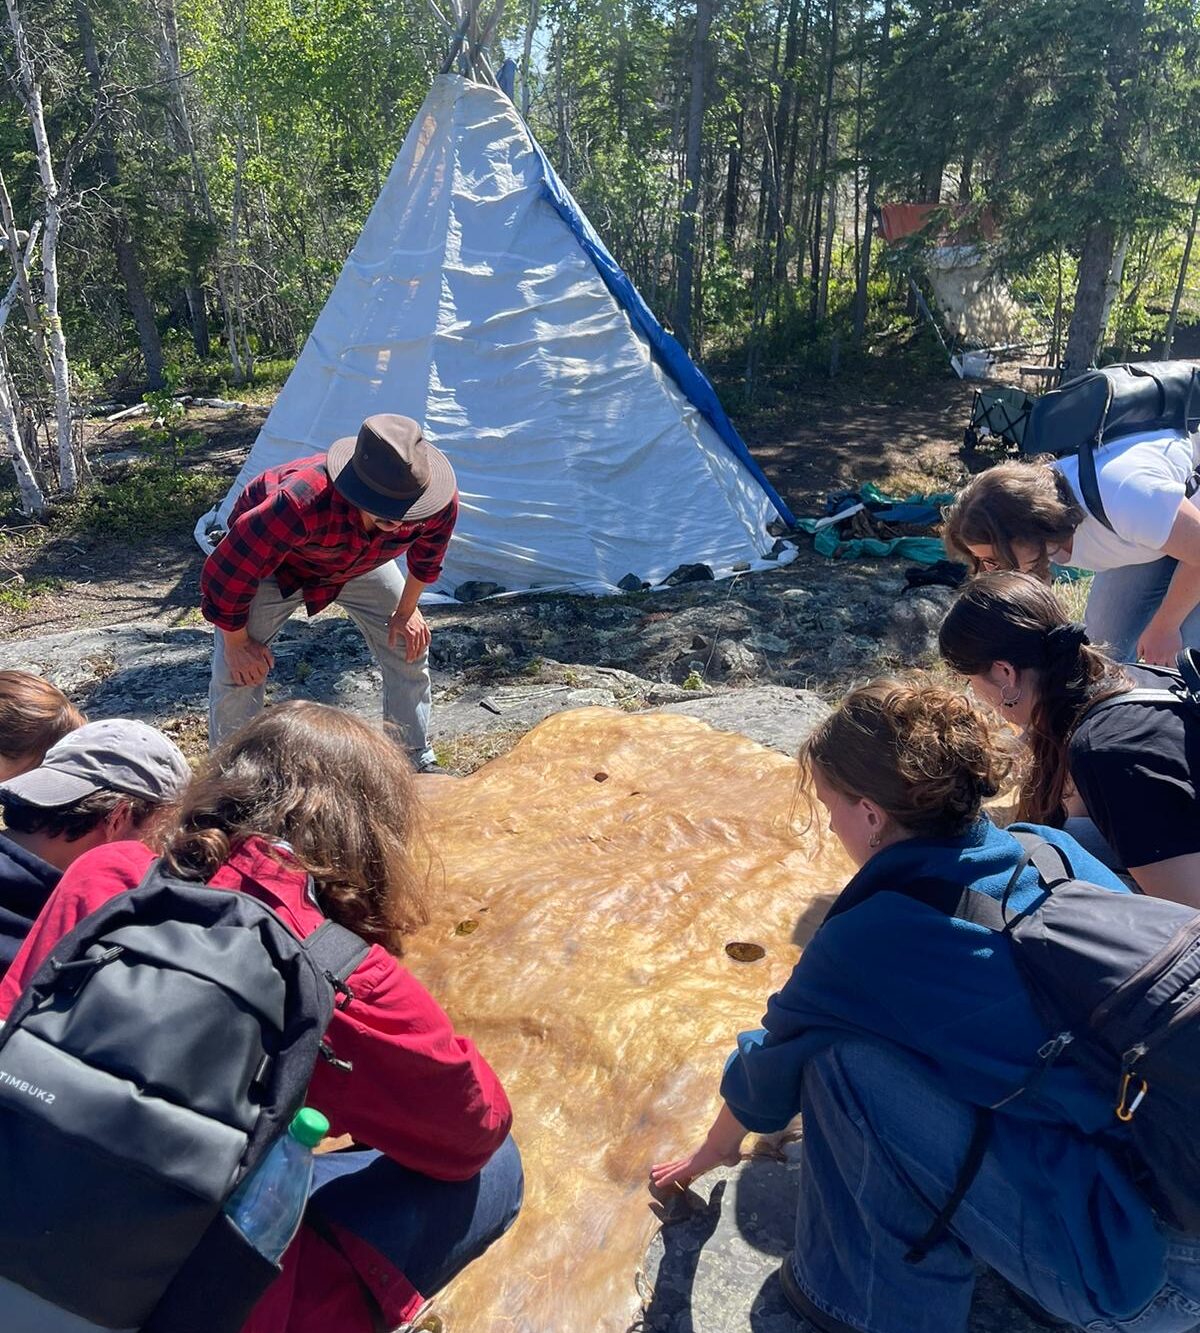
[201,414,457,771]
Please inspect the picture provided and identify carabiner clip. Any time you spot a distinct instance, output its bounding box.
[1116,1071,1148,1122]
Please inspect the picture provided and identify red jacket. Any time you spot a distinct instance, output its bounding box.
[0,838,512,1332]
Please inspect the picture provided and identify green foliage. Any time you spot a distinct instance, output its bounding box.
[50,463,227,542]
[0,577,65,613]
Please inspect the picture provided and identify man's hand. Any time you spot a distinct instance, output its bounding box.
[1137,615,1183,668]
[389,604,432,662]
[222,630,274,686]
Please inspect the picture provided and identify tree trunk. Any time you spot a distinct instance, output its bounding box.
[0,172,51,383]
[1096,230,1129,353]
[853,0,891,345]
[809,0,838,322]
[673,0,715,351]
[75,0,165,388]
[4,0,76,491]
[520,0,539,119]
[1163,182,1200,357]
[0,357,44,514]
[1062,222,1117,377]
[157,0,242,381]
[818,115,839,320]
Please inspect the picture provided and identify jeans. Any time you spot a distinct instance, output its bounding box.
[790,1042,1200,1333]
[1085,558,1200,664]
[309,1134,524,1300]
[208,563,434,766]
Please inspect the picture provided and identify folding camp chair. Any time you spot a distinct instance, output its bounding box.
[963,386,1036,454]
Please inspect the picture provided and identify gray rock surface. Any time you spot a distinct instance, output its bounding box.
[884,584,957,663]
[638,1146,1042,1333]
[660,687,831,755]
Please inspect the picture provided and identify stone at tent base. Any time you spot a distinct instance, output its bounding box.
[618,573,648,592]
[662,563,714,587]
[762,538,791,561]
[455,580,507,602]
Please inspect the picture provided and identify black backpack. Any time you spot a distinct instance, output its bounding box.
[0,860,368,1333]
[887,829,1200,1262]
[1023,360,1200,532]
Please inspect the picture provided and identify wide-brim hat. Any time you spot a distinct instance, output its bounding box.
[327,414,457,522]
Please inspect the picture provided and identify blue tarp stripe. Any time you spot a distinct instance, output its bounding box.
[529,140,797,529]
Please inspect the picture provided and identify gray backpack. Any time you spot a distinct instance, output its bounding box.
[0,860,367,1332]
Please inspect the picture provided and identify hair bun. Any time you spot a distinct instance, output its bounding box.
[1045,621,1089,658]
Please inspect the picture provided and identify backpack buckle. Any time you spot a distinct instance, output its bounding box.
[1116,1071,1148,1122]
[325,971,356,1010]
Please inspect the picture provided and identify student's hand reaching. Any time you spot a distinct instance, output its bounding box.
[649,1140,742,1195]
[649,1102,747,1195]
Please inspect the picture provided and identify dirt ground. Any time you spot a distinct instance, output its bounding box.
[0,356,992,650]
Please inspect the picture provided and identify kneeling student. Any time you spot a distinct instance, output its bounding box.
[940,570,1200,907]
[0,718,189,976]
[0,701,521,1333]
[651,680,1197,1332]
[0,670,84,781]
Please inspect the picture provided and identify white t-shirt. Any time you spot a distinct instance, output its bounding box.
[1054,429,1199,572]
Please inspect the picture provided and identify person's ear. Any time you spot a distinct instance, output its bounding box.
[104,800,134,841]
[987,660,1019,693]
[860,797,889,840]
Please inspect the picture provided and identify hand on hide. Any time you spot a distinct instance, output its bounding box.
[649,1103,747,1195]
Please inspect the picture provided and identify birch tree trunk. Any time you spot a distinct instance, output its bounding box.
[0,172,51,382]
[2,0,76,491]
[0,281,44,513]
[1096,230,1129,352]
[520,0,538,119]
[673,0,715,351]
[1162,182,1200,358]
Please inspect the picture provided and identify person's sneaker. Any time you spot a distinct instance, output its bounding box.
[777,1256,860,1332]
[415,757,454,776]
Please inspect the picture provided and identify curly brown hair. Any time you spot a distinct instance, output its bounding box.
[942,460,1084,579]
[0,671,85,773]
[938,571,1129,826]
[798,677,1014,839]
[159,701,431,953]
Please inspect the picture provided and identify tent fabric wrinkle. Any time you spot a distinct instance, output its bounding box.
[197,74,792,601]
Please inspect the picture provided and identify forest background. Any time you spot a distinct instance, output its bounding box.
[1,0,1200,515]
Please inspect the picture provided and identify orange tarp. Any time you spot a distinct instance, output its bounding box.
[408,708,851,1331]
[879,202,996,246]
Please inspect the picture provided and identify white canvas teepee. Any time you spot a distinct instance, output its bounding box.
[196,74,794,600]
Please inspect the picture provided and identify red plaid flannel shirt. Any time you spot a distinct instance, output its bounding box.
[200,456,458,632]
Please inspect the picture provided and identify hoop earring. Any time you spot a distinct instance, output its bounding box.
[1001,687,1022,709]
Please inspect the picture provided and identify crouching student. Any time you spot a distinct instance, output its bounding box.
[942,440,1200,665]
[0,700,522,1333]
[0,718,189,976]
[939,571,1200,907]
[0,670,84,781]
[650,680,1200,1333]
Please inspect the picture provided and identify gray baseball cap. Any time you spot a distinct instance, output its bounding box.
[0,719,191,807]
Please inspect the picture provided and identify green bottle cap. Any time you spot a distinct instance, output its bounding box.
[289,1107,330,1148]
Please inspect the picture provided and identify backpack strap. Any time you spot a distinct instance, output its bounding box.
[303,919,371,1008]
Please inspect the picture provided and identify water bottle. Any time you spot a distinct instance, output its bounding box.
[225,1106,330,1262]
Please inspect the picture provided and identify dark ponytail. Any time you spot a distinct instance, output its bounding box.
[938,572,1128,825]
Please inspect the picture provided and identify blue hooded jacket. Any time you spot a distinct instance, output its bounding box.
[719,817,1165,1316]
